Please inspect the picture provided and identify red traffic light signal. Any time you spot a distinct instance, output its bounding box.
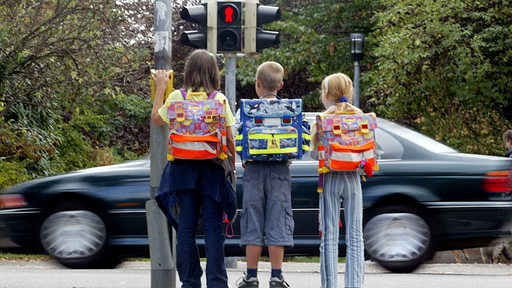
[217,2,242,52]
[220,4,237,23]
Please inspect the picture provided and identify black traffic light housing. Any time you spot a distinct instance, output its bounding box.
[255,5,281,51]
[217,1,242,52]
[244,2,281,53]
[180,4,208,49]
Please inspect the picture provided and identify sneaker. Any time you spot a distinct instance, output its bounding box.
[269,277,290,288]
[235,276,259,288]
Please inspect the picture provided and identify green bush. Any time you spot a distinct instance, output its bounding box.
[0,160,30,190]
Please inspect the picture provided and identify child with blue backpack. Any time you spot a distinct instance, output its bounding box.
[236,61,293,288]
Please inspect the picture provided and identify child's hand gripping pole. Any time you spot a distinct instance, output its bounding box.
[150,69,174,162]
[150,69,174,101]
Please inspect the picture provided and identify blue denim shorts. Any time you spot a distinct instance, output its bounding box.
[240,161,294,247]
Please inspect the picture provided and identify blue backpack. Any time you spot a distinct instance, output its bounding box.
[236,98,310,161]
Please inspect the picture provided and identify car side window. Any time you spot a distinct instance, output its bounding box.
[375,129,403,160]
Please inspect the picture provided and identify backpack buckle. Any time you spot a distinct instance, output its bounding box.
[175,103,185,122]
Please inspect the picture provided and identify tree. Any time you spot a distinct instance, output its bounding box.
[2,0,510,189]
[366,0,512,155]
[0,0,154,187]
[236,0,377,111]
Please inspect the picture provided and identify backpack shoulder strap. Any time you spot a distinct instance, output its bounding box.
[208,90,219,99]
[180,88,217,100]
[179,88,187,100]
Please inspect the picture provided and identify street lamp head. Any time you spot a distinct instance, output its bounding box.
[350,33,364,61]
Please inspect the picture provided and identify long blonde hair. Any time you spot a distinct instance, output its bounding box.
[322,73,362,115]
[310,73,362,148]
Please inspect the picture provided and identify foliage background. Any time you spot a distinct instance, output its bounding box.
[0,0,510,189]
[366,0,512,154]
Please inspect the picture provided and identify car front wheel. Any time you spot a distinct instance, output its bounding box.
[363,205,432,273]
[40,202,116,268]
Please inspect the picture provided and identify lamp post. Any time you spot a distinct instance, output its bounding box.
[350,33,364,108]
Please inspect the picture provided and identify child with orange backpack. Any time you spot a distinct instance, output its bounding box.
[151,49,236,288]
[310,73,377,288]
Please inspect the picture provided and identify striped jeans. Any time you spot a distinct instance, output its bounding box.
[319,171,364,288]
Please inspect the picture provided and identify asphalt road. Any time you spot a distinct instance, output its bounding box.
[0,259,511,288]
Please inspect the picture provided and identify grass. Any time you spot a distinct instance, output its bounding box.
[227,256,346,263]
[0,251,344,263]
[126,256,344,263]
[0,251,51,261]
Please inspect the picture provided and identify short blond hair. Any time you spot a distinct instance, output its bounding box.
[255,61,284,91]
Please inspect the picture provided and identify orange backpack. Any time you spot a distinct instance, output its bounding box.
[166,89,227,161]
[316,112,378,192]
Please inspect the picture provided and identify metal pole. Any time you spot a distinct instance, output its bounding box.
[147,1,175,288]
[225,55,237,113]
[350,33,363,108]
[353,60,360,108]
[223,54,237,269]
[207,0,217,53]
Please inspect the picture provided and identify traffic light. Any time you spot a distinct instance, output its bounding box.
[217,1,242,52]
[244,2,281,53]
[256,5,281,51]
[180,4,208,49]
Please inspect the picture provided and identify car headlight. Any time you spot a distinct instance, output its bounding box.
[0,194,28,208]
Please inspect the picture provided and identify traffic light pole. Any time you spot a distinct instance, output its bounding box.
[350,33,364,108]
[224,54,237,114]
[244,0,257,54]
[353,60,360,108]
[207,0,217,53]
[224,55,237,270]
[147,1,175,288]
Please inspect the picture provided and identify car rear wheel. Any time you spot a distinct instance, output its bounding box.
[363,205,432,273]
[40,202,118,268]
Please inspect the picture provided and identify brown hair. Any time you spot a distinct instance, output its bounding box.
[255,61,284,91]
[183,49,220,94]
[322,73,362,115]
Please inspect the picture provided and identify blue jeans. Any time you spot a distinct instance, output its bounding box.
[176,189,228,288]
[319,172,364,288]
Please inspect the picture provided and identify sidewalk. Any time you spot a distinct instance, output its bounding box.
[118,259,512,276]
[1,258,511,288]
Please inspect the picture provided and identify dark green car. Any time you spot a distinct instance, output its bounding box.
[1,118,511,273]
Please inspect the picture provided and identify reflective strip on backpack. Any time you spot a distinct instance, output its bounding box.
[173,141,218,153]
[248,133,297,140]
[169,133,220,160]
[235,134,243,152]
[249,146,298,155]
[171,146,218,159]
[328,142,376,171]
[247,132,298,155]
